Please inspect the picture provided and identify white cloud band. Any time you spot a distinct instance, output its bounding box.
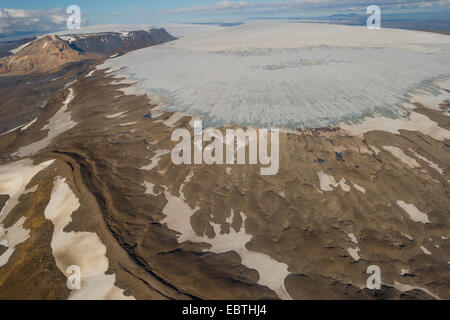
[0,8,68,35]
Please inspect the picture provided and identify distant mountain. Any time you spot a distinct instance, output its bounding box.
[59,28,176,57]
[0,28,177,76]
[0,35,99,76]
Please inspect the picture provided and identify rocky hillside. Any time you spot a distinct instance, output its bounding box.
[0,28,176,76]
[60,28,177,56]
[0,35,99,76]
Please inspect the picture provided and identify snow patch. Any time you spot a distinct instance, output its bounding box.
[141,150,170,171]
[0,124,25,136]
[0,159,54,267]
[382,146,421,169]
[348,233,358,244]
[408,148,444,175]
[317,171,350,192]
[85,70,96,78]
[0,159,54,221]
[0,217,30,267]
[44,177,133,300]
[401,232,413,241]
[13,89,77,157]
[352,183,366,194]
[119,122,137,126]
[347,247,361,261]
[341,111,450,142]
[397,201,430,224]
[21,118,38,131]
[420,246,432,255]
[393,281,440,300]
[106,111,127,119]
[142,181,159,196]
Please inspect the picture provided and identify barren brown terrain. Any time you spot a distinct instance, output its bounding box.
[0,35,100,76]
[0,62,448,299]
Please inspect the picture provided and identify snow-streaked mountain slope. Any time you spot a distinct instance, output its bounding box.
[0,35,99,75]
[53,23,225,39]
[101,21,450,128]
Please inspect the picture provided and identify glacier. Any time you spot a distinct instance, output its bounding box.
[101,21,450,129]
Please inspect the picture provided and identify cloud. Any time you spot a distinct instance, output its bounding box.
[170,1,253,13]
[0,8,69,35]
[169,0,449,15]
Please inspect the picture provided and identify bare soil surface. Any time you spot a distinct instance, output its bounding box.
[0,64,448,300]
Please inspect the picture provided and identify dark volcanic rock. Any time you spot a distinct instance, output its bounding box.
[65,28,177,56]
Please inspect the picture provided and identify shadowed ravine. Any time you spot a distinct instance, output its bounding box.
[50,149,200,300]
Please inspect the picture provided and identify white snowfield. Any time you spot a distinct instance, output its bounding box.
[101,21,450,129]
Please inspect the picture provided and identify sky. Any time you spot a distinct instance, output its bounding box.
[1,0,449,35]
